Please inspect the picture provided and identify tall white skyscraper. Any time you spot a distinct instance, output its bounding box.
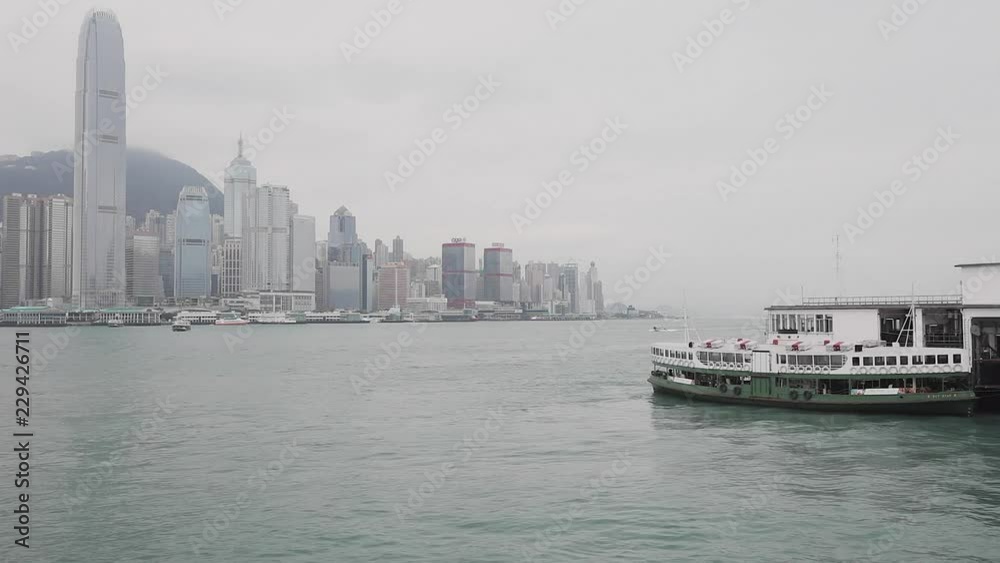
[224,136,257,238]
[242,184,290,291]
[174,186,212,300]
[72,9,127,308]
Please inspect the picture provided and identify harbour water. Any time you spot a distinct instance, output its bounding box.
[3,319,1000,562]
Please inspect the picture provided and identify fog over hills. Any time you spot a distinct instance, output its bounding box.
[0,148,223,218]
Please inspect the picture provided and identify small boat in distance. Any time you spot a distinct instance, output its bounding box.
[171,319,192,332]
[215,312,250,326]
[106,318,123,328]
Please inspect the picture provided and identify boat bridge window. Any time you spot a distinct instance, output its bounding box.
[937,354,948,365]
[772,314,834,335]
[698,351,708,362]
[709,352,722,362]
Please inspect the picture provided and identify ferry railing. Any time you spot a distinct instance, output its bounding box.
[799,295,963,307]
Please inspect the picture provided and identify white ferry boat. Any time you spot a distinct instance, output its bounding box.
[249,312,297,324]
[215,312,250,326]
[648,263,1000,416]
[176,310,220,325]
[171,319,192,332]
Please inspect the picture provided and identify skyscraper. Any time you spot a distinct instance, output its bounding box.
[220,238,241,297]
[373,238,389,268]
[290,214,316,293]
[174,186,212,300]
[561,262,580,314]
[483,244,514,302]
[392,235,404,263]
[1,194,44,308]
[442,239,476,309]
[377,262,409,310]
[73,9,127,308]
[525,262,547,305]
[327,206,358,264]
[46,195,73,302]
[126,229,161,305]
[223,135,257,238]
[242,184,290,291]
[1,194,74,308]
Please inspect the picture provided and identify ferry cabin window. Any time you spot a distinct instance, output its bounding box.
[937,355,948,365]
[863,357,874,366]
[830,356,846,369]
[779,355,787,364]
[722,353,735,363]
[814,355,830,367]
[709,353,722,363]
[912,355,924,365]
[886,357,897,366]
[900,356,909,366]
[925,355,936,365]
[953,354,962,364]
[698,352,708,362]
[874,357,885,367]
[852,357,861,366]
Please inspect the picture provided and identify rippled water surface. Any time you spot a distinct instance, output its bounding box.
[2,319,999,562]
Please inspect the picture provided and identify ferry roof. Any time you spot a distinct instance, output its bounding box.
[955,262,1000,268]
[766,295,962,311]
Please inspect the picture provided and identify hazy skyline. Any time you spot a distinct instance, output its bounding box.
[4,0,999,313]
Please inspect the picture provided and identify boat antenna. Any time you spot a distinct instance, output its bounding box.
[897,282,917,346]
[682,291,691,344]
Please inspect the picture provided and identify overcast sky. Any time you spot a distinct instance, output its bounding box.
[3,0,999,313]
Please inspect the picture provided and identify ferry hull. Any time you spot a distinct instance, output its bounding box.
[649,376,975,417]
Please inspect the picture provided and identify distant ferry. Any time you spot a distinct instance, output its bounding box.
[215,312,250,326]
[171,319,192,332]
[249,312,297,324]
[649,290,987,417]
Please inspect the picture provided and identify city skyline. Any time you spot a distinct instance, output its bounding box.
[3,2,994,312]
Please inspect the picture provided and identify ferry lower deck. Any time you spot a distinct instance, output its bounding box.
[648,368,976,416]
